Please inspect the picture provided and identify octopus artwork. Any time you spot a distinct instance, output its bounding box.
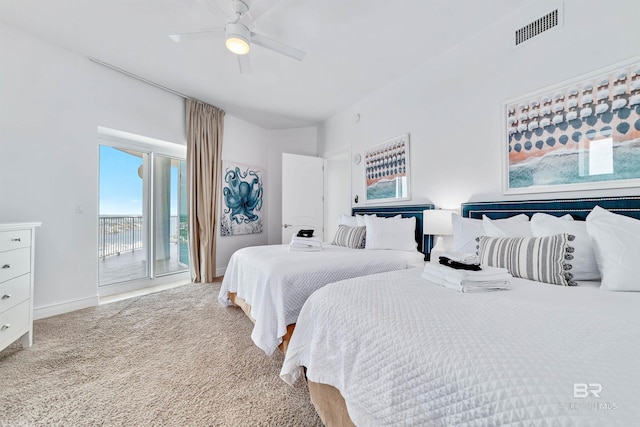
[221,163,264,236]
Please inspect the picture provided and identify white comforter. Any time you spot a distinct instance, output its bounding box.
[218,244,424,355]
[281,268,640,426]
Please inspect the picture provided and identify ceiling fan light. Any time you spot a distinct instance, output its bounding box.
[225,23,250,55]
[226,36,250,55]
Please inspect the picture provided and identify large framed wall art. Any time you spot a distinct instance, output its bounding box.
[364,133,411,203]
[220,161,264,236]
[503,57,640,195]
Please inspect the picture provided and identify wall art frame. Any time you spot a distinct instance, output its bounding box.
[364,133,411,203]
[503,56,640,195]
[220,161,264,236]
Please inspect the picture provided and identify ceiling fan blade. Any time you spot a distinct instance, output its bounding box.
[250,32,306,61]
[196,0,233,21]
[237,55,253,74]
[243,0,286,25]
[168,29,223,42]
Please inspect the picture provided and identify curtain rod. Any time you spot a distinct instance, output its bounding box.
[89,57,205,104]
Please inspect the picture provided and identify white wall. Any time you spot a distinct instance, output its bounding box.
[0,24,187,317]
[319,0,640,211]
[216,115,270,276]
[0,24,318,317]
[215,118,317,275]
[324,150,351,240]
[265,127,318,245]
[216,120,317,276]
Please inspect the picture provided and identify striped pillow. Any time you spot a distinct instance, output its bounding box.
[332,225,366,249]
[477,234,576,286]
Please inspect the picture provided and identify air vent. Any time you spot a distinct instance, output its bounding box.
[515,9,559,45]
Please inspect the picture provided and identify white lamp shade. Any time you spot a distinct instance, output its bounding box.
[423,209,455,236]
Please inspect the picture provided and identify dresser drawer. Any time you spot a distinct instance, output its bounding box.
[0,247,31,284]
[0,229,31,252]
[0,300,30,342]
[0,274,30,314]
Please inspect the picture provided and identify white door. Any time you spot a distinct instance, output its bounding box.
[324,150,351,242]
[282,153,324,243]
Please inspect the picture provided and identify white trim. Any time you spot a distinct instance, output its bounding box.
[100,280,190,305]
[98,272,191,297]
[34,295,99,320]
[97,126,186,158]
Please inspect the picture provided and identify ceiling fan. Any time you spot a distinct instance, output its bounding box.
[169,0,306,73]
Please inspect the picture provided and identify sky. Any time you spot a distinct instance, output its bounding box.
[99,146,178,216]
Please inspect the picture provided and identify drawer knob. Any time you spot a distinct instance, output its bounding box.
[1,264,10,269]
[11,238,21,242]
[1,324,9,331]
[1,294,10,300]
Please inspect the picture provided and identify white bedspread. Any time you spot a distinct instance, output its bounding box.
[281,268,640,426]
[218,244,424,355]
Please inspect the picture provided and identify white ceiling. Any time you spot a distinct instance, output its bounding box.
[0,0,526,129]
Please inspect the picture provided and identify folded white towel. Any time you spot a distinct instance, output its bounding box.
[421,270,446,286]
[290,236,323,248]
[422,270,510,293]
[445,281,510,293]
[422,263,511,292]
[289,242,322,252]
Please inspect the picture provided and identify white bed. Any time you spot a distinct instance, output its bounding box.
[219,243,424,355]
[281,267,640,425]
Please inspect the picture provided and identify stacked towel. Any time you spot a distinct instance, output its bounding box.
[439,252,479,264]
[422,262,512,293]
[289,236,323,252]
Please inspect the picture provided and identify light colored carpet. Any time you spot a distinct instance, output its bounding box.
[0,282,322,426]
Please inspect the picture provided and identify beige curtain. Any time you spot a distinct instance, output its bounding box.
[186,99,225,283]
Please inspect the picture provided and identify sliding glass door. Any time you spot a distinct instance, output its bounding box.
[153,154,189,276]
[99,141,188,287]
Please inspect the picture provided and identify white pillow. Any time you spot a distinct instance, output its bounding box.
[586,206,640,291]
[338,213,358,227]
[364,215,417,251]
[483,215,532,237]
[531,213,600,281]
[452,213,528,253]
[355,214,376,227]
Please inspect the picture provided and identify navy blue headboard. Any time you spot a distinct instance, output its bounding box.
[352,204,435,255]
[461,196,640,220]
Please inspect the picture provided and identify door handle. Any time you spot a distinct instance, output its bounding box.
[1,264,10,269]
[1,324,9,331]
[283,224,293,228]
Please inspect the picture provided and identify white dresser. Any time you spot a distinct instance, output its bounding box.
[0,222,41,352]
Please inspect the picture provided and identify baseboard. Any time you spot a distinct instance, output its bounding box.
[34,295,100,320]
[216,266,227,278]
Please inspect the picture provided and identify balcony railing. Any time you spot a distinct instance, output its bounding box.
[98,215,179,259]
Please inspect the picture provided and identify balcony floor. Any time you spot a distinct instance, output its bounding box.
[99,243,187,286]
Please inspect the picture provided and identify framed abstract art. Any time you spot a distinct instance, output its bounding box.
[364,133,411,203]
[503,56,640,194]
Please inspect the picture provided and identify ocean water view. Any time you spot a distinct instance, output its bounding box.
[509,138,640,188]
[366,178,408,200]
[98,215,181,258]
